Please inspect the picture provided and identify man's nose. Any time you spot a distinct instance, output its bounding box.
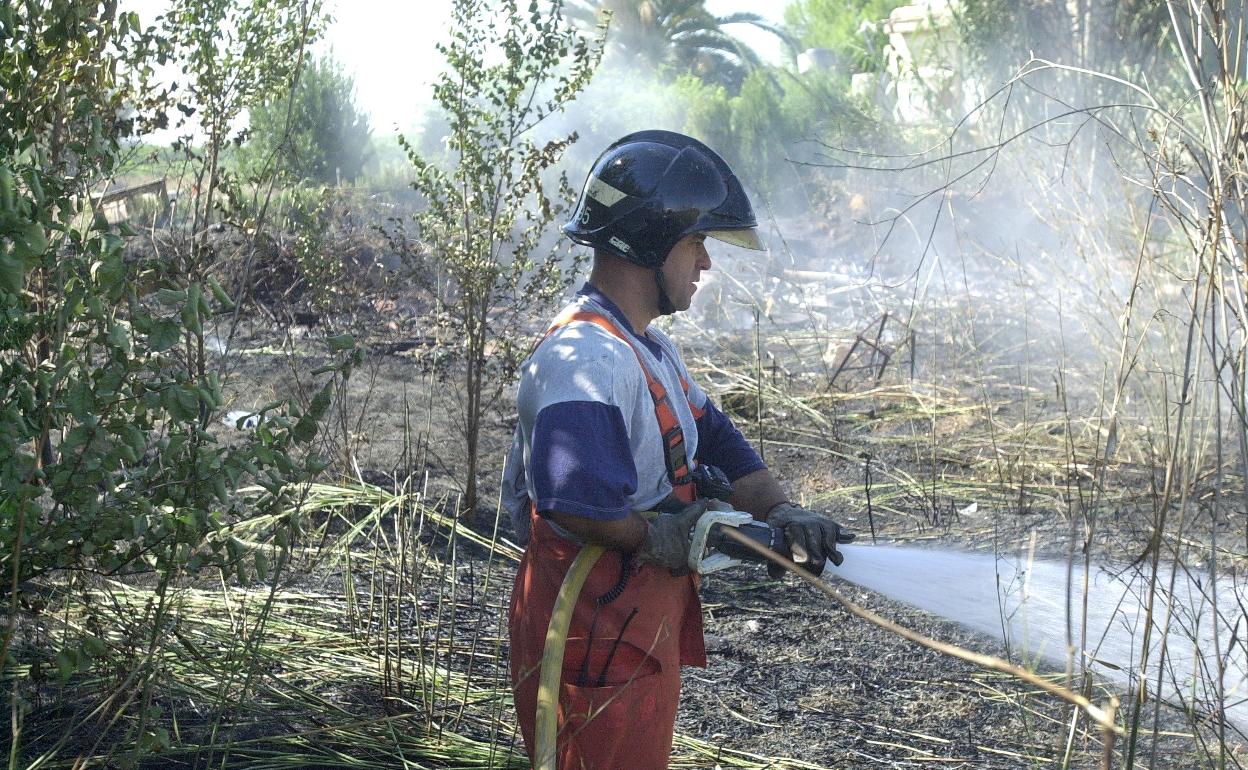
[698,245,712,270]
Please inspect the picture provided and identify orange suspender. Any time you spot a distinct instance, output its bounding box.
[542,309,699,502]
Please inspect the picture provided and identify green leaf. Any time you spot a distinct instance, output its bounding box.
[108,322,130,353]
[155,288,186,306]
[15,222,47,261]
[0,249,25,294]
[148,319,181,352]
[327,333,354,351]
[67,383,93,420]
[164,386,200,422]
[102,232,123,258]
[121,424,145,455]
[63,424,93,453]
[139,727,170,753]
[212,473,228,504]
[55,649,76,681]
[180,292,201,335]
[308,382,332,419]
[291,415,317,443]
[208,276,235,311]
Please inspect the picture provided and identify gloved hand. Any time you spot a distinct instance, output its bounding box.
[766,503,855,578]
[636,499,708,576]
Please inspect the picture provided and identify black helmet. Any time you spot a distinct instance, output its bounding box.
[563,130,764,268]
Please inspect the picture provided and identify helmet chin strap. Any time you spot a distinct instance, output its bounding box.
[654,268,676,316]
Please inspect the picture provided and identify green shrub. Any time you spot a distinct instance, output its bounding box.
[242,54,373,185]
[0,1,353,680]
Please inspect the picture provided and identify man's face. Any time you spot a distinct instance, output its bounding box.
[660,234,712,312]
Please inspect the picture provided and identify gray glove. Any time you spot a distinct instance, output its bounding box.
[766,503,855,577]
[636,499,708,576]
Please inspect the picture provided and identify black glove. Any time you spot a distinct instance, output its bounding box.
[765,503,855,578]
[636,499,708,576]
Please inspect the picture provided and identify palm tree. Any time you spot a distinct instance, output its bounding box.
[568,0,796,92]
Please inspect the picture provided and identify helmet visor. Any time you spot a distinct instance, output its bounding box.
[706,228,764,251]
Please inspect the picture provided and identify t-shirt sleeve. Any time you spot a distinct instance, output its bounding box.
[695,400,766,481]
[530,400,637,520]
[521,327,642,521]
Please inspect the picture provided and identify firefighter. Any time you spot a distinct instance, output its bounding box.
[503,130,854,770]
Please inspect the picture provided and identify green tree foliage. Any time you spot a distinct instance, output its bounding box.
[676,75,734,160]
[399,0,602,515]
[677,67,872,212]
[243,55,373,185]
[784,0,908,75]
[0,0,353,703]
[956,0,1074,75]
[164,0,328,242]
[679,71,791,201]
[571,0,793,93]
[956,0,1173,80]
[729,70,789,196]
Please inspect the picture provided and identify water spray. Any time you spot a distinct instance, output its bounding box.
[716,527,1123,769]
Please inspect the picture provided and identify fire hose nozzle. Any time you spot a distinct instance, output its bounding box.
[687,506,790,574]
[687,509,754,574]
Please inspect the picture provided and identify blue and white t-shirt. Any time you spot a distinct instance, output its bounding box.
[503,284,764,540]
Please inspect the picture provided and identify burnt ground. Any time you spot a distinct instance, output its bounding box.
[689,573,1104,769]
[202,316,1243,770]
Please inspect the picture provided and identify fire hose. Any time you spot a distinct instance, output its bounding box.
[533,542,604,770]
[533,513,1122,770]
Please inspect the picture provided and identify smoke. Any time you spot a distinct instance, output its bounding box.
[401,2,1233,427]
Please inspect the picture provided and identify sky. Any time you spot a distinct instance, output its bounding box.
[117,0,783,139]
[122,0,790,138]
[332,0,788,134]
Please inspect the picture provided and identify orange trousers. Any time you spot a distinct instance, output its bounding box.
[508,513,706,770]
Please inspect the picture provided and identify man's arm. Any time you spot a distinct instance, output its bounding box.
[547,465,788,548]
[547,505,707,575]
[728,468,788,520]
[546,509,648,552]
[732,469,856,575]
[692,394,856,573]
[694,403,780,518]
